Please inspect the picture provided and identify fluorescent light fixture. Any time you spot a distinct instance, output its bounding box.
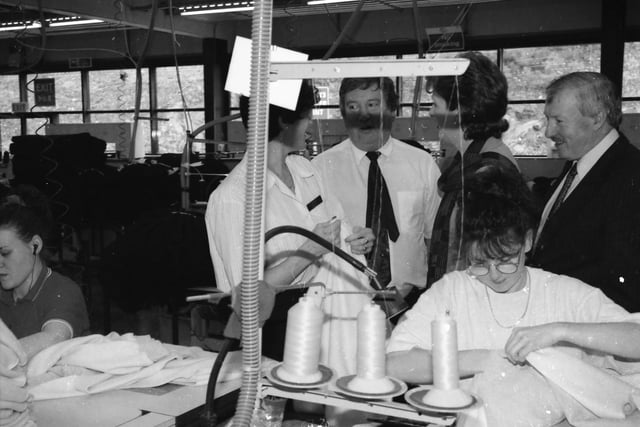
[180,2,254,15]
[0,17,103,32]
[270,58,471,80]
[0,21,41,32]
[48,18,103,27]
[307,0,356,5]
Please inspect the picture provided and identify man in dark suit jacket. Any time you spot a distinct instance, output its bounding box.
[531,72,640,312]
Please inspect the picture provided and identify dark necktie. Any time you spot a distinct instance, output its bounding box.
[365,151,399,288]
[548,161,578,218]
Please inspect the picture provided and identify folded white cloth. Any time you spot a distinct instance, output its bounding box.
[26,332,242,401]
[455,347,640,427]
[527,347,640,426]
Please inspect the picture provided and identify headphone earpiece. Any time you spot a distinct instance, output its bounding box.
[33,244,38,255]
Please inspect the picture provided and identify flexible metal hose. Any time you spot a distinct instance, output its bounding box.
[231,0,273,424]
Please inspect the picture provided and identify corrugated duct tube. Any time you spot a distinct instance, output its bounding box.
[231,0,273,425]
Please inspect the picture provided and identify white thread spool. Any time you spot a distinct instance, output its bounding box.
[276,296,324,383]
[347,302,395,393]
[432,311,459,390]
[422,311,473,407]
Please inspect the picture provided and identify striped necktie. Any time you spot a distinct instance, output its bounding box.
[548,161,578,218]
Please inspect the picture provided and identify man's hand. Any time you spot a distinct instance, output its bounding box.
[345,226,375,255]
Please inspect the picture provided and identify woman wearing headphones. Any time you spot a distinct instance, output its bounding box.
[0,186,89,359]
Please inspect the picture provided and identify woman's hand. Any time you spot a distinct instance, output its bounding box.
[504,323,564,364]
[300,219,342,258]
[0,375,31,416]
[345,226,375,255]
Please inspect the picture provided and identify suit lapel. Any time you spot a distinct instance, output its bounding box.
[545,136,628,225]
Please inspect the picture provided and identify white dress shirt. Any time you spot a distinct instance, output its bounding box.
[313,137,441,289]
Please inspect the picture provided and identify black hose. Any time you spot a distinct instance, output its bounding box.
[264,225,378,287]
[200,336,240,426]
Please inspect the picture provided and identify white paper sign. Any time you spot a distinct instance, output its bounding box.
[224,36,308,110]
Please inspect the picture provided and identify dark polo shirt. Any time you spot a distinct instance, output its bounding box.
[0,264,89,339]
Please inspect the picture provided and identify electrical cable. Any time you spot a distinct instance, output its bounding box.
[9,38,138,67]
[129,0,159,159]
[409,0,426,139]
[168,0,193,133]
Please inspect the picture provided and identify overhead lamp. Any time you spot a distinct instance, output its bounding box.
[180,2,254,16]
[48,18,103,27]
[307,0,356,5]
[0,17,103,32]
[0,21,41,32]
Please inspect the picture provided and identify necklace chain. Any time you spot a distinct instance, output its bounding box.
[483,269,531,329]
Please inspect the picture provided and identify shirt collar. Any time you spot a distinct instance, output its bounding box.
[265,154,315,191]
[350,137,394,164]
[576,128,618,177]
[0,263,51,305]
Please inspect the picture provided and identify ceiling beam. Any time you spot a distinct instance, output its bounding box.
[0,0,214,38]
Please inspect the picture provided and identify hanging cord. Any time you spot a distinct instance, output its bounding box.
[409,0,426,139]
[114,0,137,151]
[168,0,193,132]
[129,0,158,159]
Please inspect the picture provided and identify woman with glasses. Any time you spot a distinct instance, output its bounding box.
[386,165,640,425]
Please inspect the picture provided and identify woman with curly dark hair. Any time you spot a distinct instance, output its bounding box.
[425,51,524,289]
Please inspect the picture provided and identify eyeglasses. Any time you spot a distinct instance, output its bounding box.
[467,251,522,276]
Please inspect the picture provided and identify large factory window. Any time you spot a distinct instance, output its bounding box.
[623,42,640,114]
[157,111,205,153]
[155,65,205,153]
[89,69,150,110]
[0,75,20,152]
[90,112,152,154]
[502,44,601,156]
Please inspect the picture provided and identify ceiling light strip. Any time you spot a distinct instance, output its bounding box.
[180,2,255,15]
[0,17,103,32]
[307,0,357,5]
[49,19,103,27]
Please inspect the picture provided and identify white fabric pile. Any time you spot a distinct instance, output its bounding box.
[0,319,35,427]
[25,332,240,400]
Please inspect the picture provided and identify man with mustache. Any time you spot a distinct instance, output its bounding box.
[313,77,441,303]
[530,71,640,312]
